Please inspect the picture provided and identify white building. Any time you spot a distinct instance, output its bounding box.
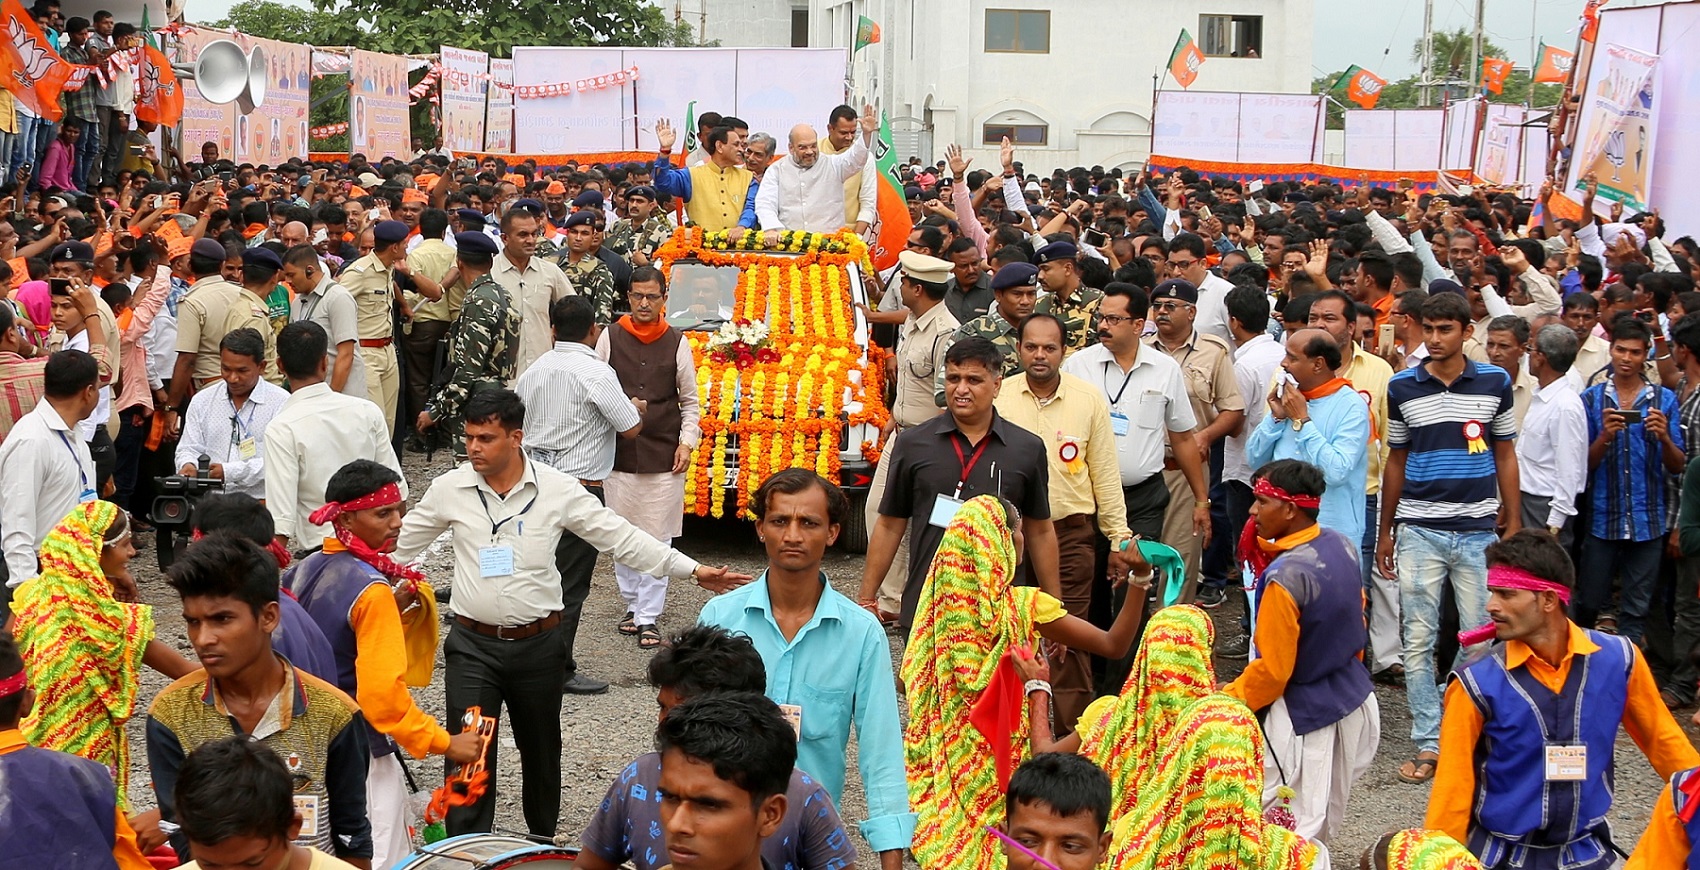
[679,0,1314,171]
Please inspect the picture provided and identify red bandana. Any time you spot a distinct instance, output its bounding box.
[308,484,424,586]
[0,669,25,698]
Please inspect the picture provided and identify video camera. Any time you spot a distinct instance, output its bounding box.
[150,454,224,569]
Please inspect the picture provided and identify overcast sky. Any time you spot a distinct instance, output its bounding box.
[180,0,1623,80]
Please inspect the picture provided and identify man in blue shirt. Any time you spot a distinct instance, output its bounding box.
[1246,328,1370,542]
[1376,291,1520,785]
[700,469,915,870]
[1577,315,1686,644]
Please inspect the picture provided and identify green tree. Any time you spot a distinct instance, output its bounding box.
[1314,69,1563,129]
[205,1,353,47]
[1411,26,1507,79]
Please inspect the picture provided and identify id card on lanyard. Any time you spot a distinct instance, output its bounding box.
[59,431,96,502]
[1104,362,1137,438]
[930,432,990,528]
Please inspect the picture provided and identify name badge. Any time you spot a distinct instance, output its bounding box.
[929,493,965,529]
[236,437,258,461]
[778,703,803,739]
[1544,744,1587,781]
[479,546,515,578]
[78,488,98,503]
[1109,412,1130,437]
[293,794,321,838]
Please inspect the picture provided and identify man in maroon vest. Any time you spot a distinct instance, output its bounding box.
[596,265,702,649]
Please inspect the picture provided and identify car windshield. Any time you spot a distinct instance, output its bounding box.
[667,262,741,330]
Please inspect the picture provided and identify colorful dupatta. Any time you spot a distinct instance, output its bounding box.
[1384,830,1484,870]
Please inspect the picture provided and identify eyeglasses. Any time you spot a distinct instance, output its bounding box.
[1152,301,1192,313]
[1098,313,1137,326]
[629,292,663,303]
[1167,258,1198,270]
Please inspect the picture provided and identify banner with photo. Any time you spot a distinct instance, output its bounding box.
[175,28,234,159]
[485,58,514,153]
[1570,43,1659,212]
[440,45,488,154]
[350,49,412,160]
[174,30,311,162]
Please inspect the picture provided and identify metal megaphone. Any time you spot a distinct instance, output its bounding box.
[182,39,267,114]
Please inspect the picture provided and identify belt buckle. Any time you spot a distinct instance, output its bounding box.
[494,622,521,641]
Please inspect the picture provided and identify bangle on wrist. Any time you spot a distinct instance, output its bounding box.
[1024,679,1051,697]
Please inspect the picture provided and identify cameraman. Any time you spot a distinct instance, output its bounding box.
[174,328,286,500]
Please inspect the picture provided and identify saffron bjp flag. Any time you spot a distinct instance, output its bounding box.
[0,0,73,122]
[134,44,183,127]
[869,110,911,272]
[1582,0,1611,43]
[1333,65,1388,109]
[1167,29,1205,89]
[1534,42,1575,83]
[855,15,881,52]
[1481,57,1515,94]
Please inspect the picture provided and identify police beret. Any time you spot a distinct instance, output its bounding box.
[455,231,500,255]
[991,262,1040,291]
[455,208,486,224]
[241,247,283,271]
[626,185,656,201]
[49,241,95,263]
[511,198,545,216]
[191,238,228,261]
[571,190,605,209]
[1033,241,1079,265]
[1151,279,1199,304]
[373,220,410,245]
[564,211,596,229]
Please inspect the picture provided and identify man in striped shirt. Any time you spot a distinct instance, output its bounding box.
[1376,291,1520,785]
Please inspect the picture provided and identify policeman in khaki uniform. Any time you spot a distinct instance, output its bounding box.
[947,261,1040,385]
[1145,278,1245,601]
[865,249,959,620]
[1032,240,1104,354]
[339,219,410,435]
[418,233,521,459]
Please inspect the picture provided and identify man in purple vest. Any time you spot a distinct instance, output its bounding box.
[1223,458,1378,851]
[1427,529,1699,869]
[596,265,702,649]
[0,629,155,869]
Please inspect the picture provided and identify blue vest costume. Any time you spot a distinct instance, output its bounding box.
[0,742,122,869]
[1253,528,1375,734]
[1669,767,1700,870]
[286,549,397,757]
[1454,629,1633,870]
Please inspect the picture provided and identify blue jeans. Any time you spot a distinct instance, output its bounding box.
[8,115,39,180]
[72,115,99,191]
[1573,534,1663,645]
[1396,524,1494,752]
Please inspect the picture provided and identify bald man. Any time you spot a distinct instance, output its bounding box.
[753,103,878,235]
[279,221,311,249]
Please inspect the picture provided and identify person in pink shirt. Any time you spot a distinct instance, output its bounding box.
[101,257,172,515]
[38,122,82,194]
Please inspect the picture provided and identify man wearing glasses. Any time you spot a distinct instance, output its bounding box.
[1163,232,1235,347]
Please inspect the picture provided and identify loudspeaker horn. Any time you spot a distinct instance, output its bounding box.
[189,39,267,114]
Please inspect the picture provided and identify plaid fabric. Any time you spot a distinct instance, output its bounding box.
[1582,380,1685,542]
[59,45,98,122]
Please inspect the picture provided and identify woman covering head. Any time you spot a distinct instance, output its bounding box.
[1362,830,1482,870]
[1106,694,1318,870]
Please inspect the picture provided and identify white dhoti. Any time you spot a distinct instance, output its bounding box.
[1261,693,1380,847]
[368,751,414,870]
[606,470,685,625]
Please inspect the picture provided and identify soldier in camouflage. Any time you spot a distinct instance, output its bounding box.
[1032,239,1104,355]
[603,185,676,267]
[939,261,1041,398]
[417,232,522,458]
[554,210,619,324]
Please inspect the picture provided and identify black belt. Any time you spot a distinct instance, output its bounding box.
[454,611,560,640]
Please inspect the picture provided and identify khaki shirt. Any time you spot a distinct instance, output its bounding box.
[1341,344,1394,496]
[893,302,958,429]
[994,371,1131,538]
[1146,330,1244,430]
[229,286,281,384]
[490,252,575,378]
[174,276,245,381]
[406,239,464,323]
[338,253,397,341]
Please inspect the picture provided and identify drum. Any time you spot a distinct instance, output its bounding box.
[390,833,577,869]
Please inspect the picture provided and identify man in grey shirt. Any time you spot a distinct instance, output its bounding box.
[282,245,367,400]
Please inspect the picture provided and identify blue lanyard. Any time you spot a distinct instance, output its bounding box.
[57,430,89,492]
[229,395,257,444]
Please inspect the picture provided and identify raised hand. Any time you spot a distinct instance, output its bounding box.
[946,143,971,178]
[656,118,677,152]
[1000,136,1015,173]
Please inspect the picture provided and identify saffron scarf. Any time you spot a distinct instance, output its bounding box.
[13,501,153,809]
[308,483,437,686]
[901,495,1040,870]
[1304,374,1376,441]
[1383,830,1484,870]
[617,313,670,344]
[1106,695,1318,870]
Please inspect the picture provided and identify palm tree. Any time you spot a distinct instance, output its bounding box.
[1411,26,1507,78]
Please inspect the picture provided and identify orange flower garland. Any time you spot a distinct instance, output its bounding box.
[660,229,892,518]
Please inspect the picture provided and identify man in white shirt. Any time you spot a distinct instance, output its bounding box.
[514,296,641,695]
[393,387,748,837]
[0,349,101,595]
[1518,323,1588,550]
[1163,232,1236,348]
[754,103,876,235]
[282,245,367,400]
[490,205,575,378]
[264,321,405,551]
[174,327,289,501]
[48,244,120,487]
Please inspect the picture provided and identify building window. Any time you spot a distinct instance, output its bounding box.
[984,9,1049,53]
[983,123,1048,146]
[790,8,808,47]
[1199,14,1262,57]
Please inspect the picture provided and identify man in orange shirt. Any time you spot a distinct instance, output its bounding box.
[1627,764,1700,868]
[1426,529,1698,869]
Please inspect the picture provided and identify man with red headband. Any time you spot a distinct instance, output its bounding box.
[285,459,483,870]
[1224,458,1377,852]
[1427,529,1698,869]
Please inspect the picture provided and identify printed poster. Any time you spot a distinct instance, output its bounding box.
[350,49,412,160]
[485,58,513,153]
[440,45,488,154]
[1572,43,1659,212]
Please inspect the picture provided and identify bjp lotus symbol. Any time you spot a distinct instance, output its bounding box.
[1604,129,1627,182]
[7,18,52,86]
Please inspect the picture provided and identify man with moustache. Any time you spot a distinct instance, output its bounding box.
[947,261,1042,380]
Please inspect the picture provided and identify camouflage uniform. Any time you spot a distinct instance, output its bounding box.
[950,312,1024,377]
[604,213,677,264]
[1035,284,1104,354]
[559,254,619,325]
[425,273,522,453]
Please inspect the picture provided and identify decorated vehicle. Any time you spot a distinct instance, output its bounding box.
[653,227,891,551]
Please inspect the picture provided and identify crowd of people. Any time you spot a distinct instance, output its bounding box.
[1,87,1700,870]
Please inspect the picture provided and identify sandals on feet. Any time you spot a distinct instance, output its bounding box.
[637,624,662,649]
[618,612,639,636]
[1397,753,1440,784]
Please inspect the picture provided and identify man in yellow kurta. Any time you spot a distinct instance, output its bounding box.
[651,117,757,233]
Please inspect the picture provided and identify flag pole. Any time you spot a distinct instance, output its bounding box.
[1150,68,1160,165]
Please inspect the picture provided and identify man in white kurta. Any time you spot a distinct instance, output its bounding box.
[594,267,701,641]
[753,104,878,234]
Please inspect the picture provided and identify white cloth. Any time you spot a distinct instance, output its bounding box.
[1061,342,1197,486]
[1261,693,1380,848]
[490,253,575,379]
[1366,563,1402,673]
[1224,333,1285,484]
[0,401,94,584]
[292,275,369,400]
[614,560,670,625]
[1195,272,1237,348]
[513,341,639,480]
[142,311,176,391]
[175,378,290,500]
[393,457,700,627]
[62,330,110,439]
[262,382,406,545]
[1517,377,1589,528]
[754,132,872,233]
[365,753,413,870]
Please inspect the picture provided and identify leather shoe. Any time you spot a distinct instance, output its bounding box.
[563,673,610,695]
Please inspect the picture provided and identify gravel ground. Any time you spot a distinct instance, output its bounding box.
[119,451,1681,867]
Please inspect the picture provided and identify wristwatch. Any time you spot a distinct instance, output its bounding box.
[1291,417,1309,432]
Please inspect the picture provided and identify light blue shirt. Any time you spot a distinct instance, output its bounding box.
[698,572,916,853]
[1246,386,1371,542]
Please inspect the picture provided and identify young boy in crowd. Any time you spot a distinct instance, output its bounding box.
[653,692,797,870]
[171,736,362,870]
[999,753,1113,870]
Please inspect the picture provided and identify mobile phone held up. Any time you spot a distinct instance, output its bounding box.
[1081,227,1107,248]
[1614,408,1643,425]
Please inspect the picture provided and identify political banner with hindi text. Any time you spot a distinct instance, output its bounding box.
[350,49,412,160]
[485,58,513,153]
[441,45,488,154]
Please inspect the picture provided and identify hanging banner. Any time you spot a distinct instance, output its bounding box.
[485,57,513,153]
[440,45,488,153]
[350,48,412,159]
[175,28,233,160]
[254,37,312,162]
[1570,43,1658,212]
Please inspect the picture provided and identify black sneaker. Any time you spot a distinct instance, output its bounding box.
[563,673,610,695]
[1217,635,1251,659]
[1196,586,1228,609]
